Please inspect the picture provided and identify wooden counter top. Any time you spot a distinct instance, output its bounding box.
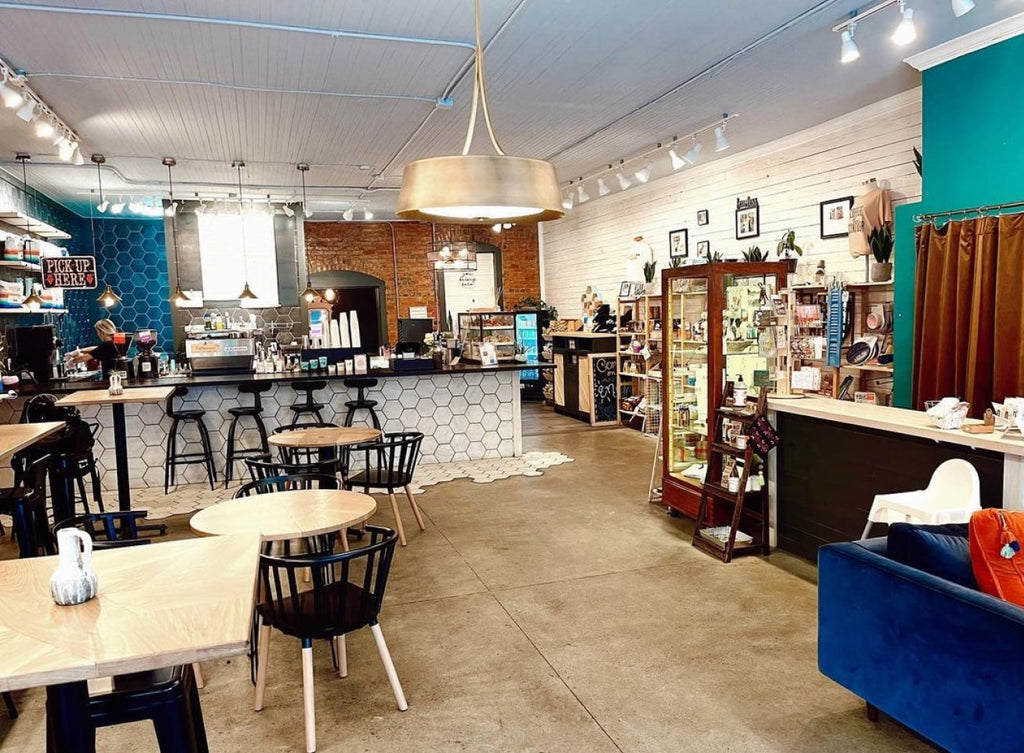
[768,397,1024,457]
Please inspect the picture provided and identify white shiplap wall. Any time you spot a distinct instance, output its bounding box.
[541,89,923,317]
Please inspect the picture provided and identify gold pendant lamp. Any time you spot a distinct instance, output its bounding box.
[164,157,190,306]
[396,0,563,224]
[233,160,259,301]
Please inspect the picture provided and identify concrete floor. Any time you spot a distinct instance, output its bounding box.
[0,404,937,752]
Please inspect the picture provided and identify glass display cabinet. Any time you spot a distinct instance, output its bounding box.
[661,262,789,518]
[458,311,517,362]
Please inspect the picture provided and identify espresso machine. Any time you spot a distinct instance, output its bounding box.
[135,329,159,380]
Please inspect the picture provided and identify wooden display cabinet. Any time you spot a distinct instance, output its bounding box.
[661,262,789,519]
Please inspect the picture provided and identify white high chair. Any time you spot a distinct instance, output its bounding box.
[861,459,981,539]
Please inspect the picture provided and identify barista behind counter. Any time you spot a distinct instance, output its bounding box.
[69,318,118,377]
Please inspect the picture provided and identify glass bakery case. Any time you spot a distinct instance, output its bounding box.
[459,311,517,362]
[662,262,789,518]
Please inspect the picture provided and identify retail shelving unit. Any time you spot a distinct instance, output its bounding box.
[616,292,662,434]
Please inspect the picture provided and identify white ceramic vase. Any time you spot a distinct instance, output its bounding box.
[50,528,98,607]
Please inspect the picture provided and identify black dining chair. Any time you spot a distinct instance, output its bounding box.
[45,513,208,752]
[0,453,54,558]
[343,432,426,546]
[254,525,407,753]
[245,455,343,484]
[233,473,341,498]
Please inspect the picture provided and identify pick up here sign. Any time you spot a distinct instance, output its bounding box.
[41,256,98,289]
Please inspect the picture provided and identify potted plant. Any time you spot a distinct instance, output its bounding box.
[669,255,684,268]
[513,343,528,362]
[513,297,558,330]
[869,224,894,282]
[742,245,767,262]
[776,230,803,272]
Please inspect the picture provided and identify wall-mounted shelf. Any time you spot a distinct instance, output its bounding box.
[0,260,42,272]
[0,307,67,315]
[0,212,71,240]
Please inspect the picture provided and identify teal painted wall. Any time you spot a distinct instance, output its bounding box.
[893,33,1024,407]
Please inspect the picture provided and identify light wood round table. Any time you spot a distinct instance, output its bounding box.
[189,489,377,542]
[268,426,381,450]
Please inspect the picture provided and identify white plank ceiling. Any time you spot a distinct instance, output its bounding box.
[0,0,1020,220]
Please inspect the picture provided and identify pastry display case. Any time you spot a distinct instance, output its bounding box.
[458,311,517,362]
[661,262,789,518]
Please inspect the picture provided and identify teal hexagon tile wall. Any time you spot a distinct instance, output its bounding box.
[62,218,171,351]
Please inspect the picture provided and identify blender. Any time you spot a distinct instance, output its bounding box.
[135,329,159,380]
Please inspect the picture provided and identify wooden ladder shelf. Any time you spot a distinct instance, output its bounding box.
[692,389,771,563]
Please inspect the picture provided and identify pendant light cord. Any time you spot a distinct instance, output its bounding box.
[461,0,505,156]
[236,163,250,282]
[20,157,30,237]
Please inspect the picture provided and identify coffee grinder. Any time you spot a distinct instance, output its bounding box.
[135,329,159,380]
[112,330,135,379]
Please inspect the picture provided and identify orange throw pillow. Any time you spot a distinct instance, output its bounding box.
[970,509,1024,606]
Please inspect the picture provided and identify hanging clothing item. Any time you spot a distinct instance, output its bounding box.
[849,187,894,258]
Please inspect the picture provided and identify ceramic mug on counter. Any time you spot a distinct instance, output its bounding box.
[734,435,748,450]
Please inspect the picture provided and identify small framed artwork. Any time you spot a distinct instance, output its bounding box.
[696,240,710,257]
[630,281,646,297]
[619,281,633,298]
[820,196,854,239]
[735,197,760,240]
[668,228,689,258]
[697,209,709,226]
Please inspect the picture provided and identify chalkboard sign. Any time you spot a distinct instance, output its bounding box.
[41,256,98,289]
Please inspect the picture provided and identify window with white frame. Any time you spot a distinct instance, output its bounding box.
[197,214,279,306]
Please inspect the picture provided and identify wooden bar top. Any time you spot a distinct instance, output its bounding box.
[56,386,174,407]
[0,534,260,693]
[0,421,64,458]
[769,397,1024,457]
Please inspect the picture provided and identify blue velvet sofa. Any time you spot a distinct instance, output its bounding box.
[818,532,1024,752]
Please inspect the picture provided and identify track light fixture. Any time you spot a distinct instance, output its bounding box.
[952,0,974,16]
[892,0,916,44]
[840,22,861,63]
[669,145,687,171]
[715,117,731,152]
[616,161,632,191]
[342,207,355,222]
[684,138,703,165]
[561,184,573,211]
[577,182,590,204]
[282,203,295,217]
[109,196,125,214]
[635,161,653,184]
[34,119,53,139]
[597,176,611,197]
[15,97,35,122]
[0,70,22,108]
[364,209,374,220]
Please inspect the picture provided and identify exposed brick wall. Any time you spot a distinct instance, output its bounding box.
[303,222,540,345]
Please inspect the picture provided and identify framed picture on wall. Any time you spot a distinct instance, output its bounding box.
[735,197,760,240]
[668,228,689,258]
[697,210,709,226]
[820,196,855,239]
[696,240,710,258]
[619,281,633,298]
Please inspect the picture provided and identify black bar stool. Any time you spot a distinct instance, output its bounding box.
[163,386,217,492]
[342,378,381,429]
[289,379,327,423]
[223,381,272,487]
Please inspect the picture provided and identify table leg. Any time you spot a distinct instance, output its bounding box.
[46,681,95,753]
[112,403,131,512]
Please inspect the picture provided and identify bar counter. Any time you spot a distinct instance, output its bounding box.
[3,362,551,492]
[768,397,1023,561]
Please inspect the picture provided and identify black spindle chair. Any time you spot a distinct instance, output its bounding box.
[343,432,426,546]
[0,453,54,558]
[254,526,406,753]
[52,511,151,548]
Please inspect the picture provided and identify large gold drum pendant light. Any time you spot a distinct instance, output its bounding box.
[397,0,563,224]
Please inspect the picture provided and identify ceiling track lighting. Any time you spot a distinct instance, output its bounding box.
[715,116,731,153]
[15,96,35,122]
[1,55,80,153]
[0,69,23,109]
[233,160,259,302]
[396,0,562,222]
[952,0,974,17]
[564,115,735,200]
[840,21,861,64]
[892,0,916,45]
[342,207,355,222]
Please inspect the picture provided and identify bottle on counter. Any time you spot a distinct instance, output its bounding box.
[733,375,747,407]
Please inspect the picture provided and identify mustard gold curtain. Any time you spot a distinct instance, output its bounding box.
[913,214,1024,413]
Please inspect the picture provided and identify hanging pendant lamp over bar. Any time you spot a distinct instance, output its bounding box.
[396,0,562,224]
[97,283,122,308]
[233,160,258,302]
[164,157,190,306]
